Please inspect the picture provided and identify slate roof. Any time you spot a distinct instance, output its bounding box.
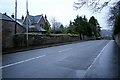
[16,14,50,32]
[0,13,24,27]
[26,14,50,26]
[0,13,14,21]
[29,25,46,32]
[17,19,24,24]
[28,14,43,24]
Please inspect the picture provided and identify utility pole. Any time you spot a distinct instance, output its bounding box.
[15,0,17,34]
[26,0,29,46]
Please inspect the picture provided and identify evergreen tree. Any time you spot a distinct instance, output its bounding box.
[67,21,76,34]
[89,16,101,38]
[73,15,93,39]
[82,16,92,37]
[59,24,66,33]
[44,22,50,34]
[74,15,84,40]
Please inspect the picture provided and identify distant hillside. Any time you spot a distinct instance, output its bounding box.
[100,30,113,38]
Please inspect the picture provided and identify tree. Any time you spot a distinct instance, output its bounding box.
[51,18,64,34]
[113,13,120,35]
[108,1,120,27]
[73,0,118,12]
[108,1,120,35]
[73,15,95,39]
[51,17,57,33]
[44,22,50,34]
[52,22,62,34]
[89,16,101,37]
[82,16,92,37]
[73,0,119,36]
[59,24,66,33]
[74,15,84,40]
[67,21,76,34]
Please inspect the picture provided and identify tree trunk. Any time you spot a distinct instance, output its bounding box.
[79,33,82,40]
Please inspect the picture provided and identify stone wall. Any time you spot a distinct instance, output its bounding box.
[2,20,15,48]
[14,34,80,47]
[115,33,120,48]
[2,20,25,48]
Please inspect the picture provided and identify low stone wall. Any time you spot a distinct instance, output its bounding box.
[3,34,96,53]
[115,33,120,48]
[13,34,80,47]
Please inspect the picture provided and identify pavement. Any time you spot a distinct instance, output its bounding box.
[85,40,120,78]
[1,40,120,79]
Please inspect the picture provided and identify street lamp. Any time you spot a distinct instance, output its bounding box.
[15,0,17,34]
[26,0,29,46]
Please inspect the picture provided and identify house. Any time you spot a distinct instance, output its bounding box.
[1,13,25,48]
[17,14,50,34]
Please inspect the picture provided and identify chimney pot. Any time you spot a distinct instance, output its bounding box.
[45,14,47,19]
[21,15,24,20]
[11,14,14,18]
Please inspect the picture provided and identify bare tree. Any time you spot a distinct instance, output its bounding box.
[108,1,120,35]
[51,17,57,33]
[108,1,120,26]
[73,0,117,12]
[51,17,62,33]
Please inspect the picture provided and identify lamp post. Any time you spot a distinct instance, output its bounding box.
[15,0,17,34]
[26,0,29,46]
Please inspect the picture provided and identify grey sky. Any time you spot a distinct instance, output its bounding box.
[0,0,116,29]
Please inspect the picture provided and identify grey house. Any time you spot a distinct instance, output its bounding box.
[1,13,25,49]
[18,14,50,33]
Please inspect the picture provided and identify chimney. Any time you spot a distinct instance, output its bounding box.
[11,14,14,18]
[21,15,24,20]
[4,13,7,15]
[45,14,47,19]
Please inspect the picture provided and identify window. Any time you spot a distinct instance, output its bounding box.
[40,24,43,27]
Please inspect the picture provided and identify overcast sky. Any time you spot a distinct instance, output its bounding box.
[0,0,117,29]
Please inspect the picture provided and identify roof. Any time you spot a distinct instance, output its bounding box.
[23,25,46,32]
[16,19,24,26]
[0,13,25,28]
[28,14,43,24]
[29,25,46,32]
[0,13,14,21]
[17,14,50,32]
[17,19,24,24]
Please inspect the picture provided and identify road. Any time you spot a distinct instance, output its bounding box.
[2,40,120,78]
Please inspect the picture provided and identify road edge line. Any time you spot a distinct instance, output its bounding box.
[84,40,112,77]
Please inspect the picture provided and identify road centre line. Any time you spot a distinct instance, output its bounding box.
[0,55,46,69]
[58,48,72,53]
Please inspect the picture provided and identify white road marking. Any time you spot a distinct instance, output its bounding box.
[0,55,46,69]
[85,40,112,75]
[58,48,72,53]
[76,45,85,48]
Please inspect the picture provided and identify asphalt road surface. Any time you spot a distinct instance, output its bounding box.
[2,40,120,78]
